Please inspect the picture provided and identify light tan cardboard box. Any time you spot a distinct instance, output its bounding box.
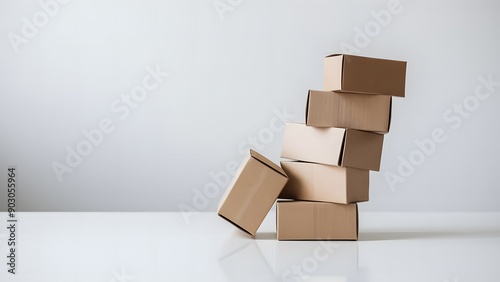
[324,54,407,97]
[277,201,358,240]
[281,123,384,171]
[217,149,288,236]
[279,161,369,204]
[306,89,392,133]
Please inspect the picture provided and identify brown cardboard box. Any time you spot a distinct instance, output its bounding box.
[279,161,369,204]
[324,54,407,97]
[217,149,288,236]
[281,123,384,171]
[306,89,392,133]
[277,201,358,240]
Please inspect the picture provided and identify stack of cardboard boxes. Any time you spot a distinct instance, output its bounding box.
[218,54,406,240]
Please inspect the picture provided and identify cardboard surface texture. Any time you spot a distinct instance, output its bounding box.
[324,54,406,97]
[217,149,288,236]
[281,123,384,171]
[306,89,392,133]
[279,161,369,204]
[277,201,358,240]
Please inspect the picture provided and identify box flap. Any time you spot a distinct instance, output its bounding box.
[325,54,343,58]
[333,53,404,63]
[250,149,287,177]
[305,90,311,124]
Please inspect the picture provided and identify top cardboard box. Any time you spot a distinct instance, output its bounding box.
[324,54,407,97]
[217,149,288,236]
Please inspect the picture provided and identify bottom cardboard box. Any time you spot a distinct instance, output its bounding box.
[277,201,358,241]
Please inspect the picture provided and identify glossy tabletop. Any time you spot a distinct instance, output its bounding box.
[0,211,499,282]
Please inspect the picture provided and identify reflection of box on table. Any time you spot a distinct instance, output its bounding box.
[275,240,358,278]
[218,236,275,282]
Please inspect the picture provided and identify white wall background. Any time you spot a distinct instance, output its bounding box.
[1,0,499,213]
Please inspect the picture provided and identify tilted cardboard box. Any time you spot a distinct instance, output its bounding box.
[218,149,288,236]
[306,89,392,133]
[277,201,358,240]
[279,161,369,204]
[281,123,384,171]
[324,54,407,97]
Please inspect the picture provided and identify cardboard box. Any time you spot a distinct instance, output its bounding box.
[281,123,384,171]
[306,89,392,133]
[324,54,407,97]
[279,161,369,204]
[217,149,288,236]
[277,201,358,240]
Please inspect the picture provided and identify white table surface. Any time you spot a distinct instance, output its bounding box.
[1,211,499,282]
